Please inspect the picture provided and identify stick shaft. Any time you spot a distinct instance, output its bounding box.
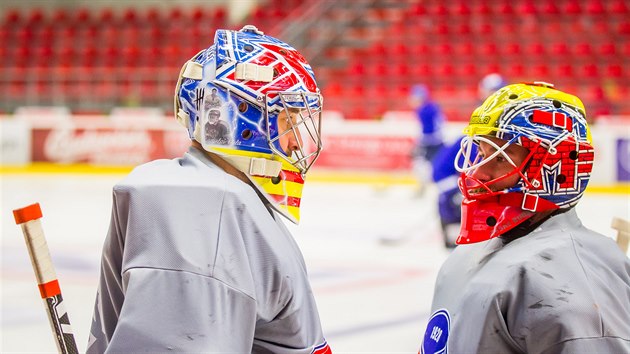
[611,217,630,254]
[14,204,78,354]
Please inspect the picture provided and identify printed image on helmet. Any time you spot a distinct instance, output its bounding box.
[454,82,594,244]
[174,25,323,223]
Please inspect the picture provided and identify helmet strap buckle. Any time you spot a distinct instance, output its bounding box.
[249,157,282,177]
[521,193,540,212]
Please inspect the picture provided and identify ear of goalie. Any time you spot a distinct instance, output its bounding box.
[174,25,323,224]
[455,82,594,244]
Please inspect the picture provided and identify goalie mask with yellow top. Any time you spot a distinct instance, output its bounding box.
[174,25,323,224]
[454,82,594,244]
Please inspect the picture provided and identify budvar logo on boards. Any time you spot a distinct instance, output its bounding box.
[43,128,152,165]
[616,138,630,181]
[421,309,450,354]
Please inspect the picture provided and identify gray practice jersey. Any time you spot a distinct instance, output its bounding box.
[87,148,331,353]
[421,209,630,354]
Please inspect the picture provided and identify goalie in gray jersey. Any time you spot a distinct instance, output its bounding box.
[87,25,331,353]
[420,83,630,354]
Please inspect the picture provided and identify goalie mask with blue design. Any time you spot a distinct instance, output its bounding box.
[174,25,323,223]
[454,82,594,244]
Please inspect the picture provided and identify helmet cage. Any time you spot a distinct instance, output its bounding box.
[265,90,322,175]
[455,132,540,200]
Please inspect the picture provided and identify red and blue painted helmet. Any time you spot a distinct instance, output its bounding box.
[174,25,323,223]
[455,82,594,244]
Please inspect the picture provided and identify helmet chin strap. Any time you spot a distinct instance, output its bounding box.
[190,141,282,179]
[216,153,283,178]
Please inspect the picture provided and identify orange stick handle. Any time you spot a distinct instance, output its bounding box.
[13,203,78,354]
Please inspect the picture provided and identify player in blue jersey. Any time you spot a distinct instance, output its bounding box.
[409,84,445,196]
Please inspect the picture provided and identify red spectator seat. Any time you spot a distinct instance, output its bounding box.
[598,42,616,57]
[618,21,630,35]
[392,43,409,57]
[453,2,471,15]
[99,8,115,24]
[517,1,537,15]
[541,1,560,15]
[371,62,389,76]
[564,0,582,14]
[413,64,433,79]
[432,4,449,16]
[52,8,69,25]
[551,42,570,56]
[168,7,184,22]
[505,43,522,57]
[481,43,498,56]
[436,43,453,56]
[499,1,516,15]
[410,43,430,57]
[455,43,474,56]
[460,63,478,78]
[605,64,623,78]
[506,63,526,79]
[581,63,599,78]
[74,8,91,25]
[122,8,138,23]
[4,9,21,25]
[408,3,427,17]
[575,43,593,56]
[473,2,492,15]
[526,42,546,56]
[531,64,550,78]
[609,0,629,15]
[585,0,605,15]
[26,8,45,26]
[434,23,449,36]
[555,64,574,77]
[214,7,226,22]
[145,7,161,23]
[454,23,472,36]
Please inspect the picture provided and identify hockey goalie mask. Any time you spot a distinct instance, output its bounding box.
[454,83,594,244]
[174,25,323,223]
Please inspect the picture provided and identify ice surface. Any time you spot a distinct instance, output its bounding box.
[1,174,628,353]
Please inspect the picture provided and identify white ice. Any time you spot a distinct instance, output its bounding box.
[1,174,628,353]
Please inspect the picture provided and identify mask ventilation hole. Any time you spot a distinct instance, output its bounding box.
[509,94,518,99]
[273,68,279,77]
[486,216,497,226]
[271,176,281,184]
[569,150,579,160]
[552,100,562,108]
[279,49,287,55]
[557,174,567,184]
[241,129,253,140]
[244,44,254,52]
[238,102,248,112]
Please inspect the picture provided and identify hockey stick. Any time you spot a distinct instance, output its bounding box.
[611,216,630,254]
[13,203,79,354]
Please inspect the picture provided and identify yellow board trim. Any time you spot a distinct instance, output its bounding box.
[1,164,628,195]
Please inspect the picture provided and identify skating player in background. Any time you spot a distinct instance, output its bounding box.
[431,73,507,248]
[420,82,630,353]
[87,25,331,353]
[409,84,445,196]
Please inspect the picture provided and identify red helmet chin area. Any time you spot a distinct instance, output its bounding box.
[456,192,558,244]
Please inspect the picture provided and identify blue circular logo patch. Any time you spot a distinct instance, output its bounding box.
[421,309,450,354]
